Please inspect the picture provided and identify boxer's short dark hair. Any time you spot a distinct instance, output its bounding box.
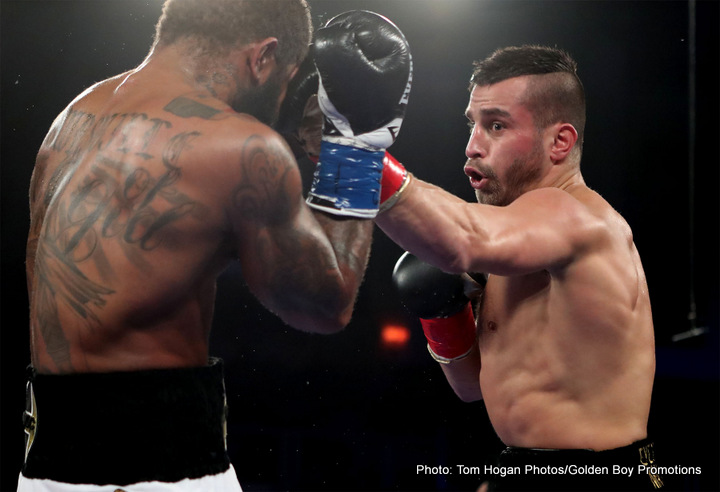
[154,0,312,67]
[471,45,586,153]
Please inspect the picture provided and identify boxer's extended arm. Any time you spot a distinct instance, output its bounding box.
[377,178,597,277]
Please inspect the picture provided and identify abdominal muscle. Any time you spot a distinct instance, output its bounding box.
[480,366,647,451]
[476,276,654,451]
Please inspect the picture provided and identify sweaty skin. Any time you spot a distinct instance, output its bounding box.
[27,42,373,375]
[376,76,655,451]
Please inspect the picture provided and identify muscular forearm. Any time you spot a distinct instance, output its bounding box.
[241,210,373,334]
[440,345,483,402]
[376,178,482,274]
[312,211,374,325]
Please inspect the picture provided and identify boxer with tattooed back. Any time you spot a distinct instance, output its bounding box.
[20,1,412,490]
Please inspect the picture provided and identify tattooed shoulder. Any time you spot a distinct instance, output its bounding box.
[231,131,300,227]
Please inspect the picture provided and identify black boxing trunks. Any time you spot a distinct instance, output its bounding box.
[20,358,233,487]
[486,439,663,491]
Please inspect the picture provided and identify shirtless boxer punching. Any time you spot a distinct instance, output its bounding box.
[20,1,412,490]
[377,45,662,490]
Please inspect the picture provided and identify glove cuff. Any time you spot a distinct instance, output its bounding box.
[379,152,410,212]
[427,344,473,365]
[307,141,383,218]
[420,302,476,360]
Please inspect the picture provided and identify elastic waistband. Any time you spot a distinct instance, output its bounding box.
[494,439,663,490]
[501,438,656,465]
[22,358,230,485]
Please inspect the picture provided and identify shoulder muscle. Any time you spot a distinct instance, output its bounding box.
[473,187,606,275]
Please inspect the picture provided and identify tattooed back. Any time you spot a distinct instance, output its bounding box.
[26,69,308,374]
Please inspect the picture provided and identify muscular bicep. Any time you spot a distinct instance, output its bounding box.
[462,189,595,275]
[378,180,596,276]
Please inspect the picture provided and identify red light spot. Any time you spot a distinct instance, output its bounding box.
[381,324,410,349]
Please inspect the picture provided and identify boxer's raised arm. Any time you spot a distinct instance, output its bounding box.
[231,10,413,333]
[229,128,372,334]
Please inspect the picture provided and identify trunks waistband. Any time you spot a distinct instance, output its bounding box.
[501,438,657,464]
[497,439,663,489]
[22,357,230,485]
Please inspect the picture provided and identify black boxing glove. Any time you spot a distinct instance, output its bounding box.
[315,10,412,143]
[275,54,321,162]
[393,252,479,363]
[307,10,413,218]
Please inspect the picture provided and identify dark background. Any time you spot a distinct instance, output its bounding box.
[1,1,718,490]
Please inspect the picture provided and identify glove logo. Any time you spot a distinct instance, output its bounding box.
[399,56,413,106]
[387,126,399,141]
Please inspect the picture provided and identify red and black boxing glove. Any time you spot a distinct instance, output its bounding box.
[392,252,482,363]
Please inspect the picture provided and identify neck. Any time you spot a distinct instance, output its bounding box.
[552,168,586,192]
[141,42,243,105]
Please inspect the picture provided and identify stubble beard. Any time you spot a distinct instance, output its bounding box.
[474,141,545,206]
[231,73,284,126]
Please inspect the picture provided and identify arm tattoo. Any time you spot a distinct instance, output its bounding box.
[255,228,340,316]
[230,134,362,317]
[232,134,293,226]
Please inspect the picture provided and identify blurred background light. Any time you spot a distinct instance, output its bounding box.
[381,323,411,349]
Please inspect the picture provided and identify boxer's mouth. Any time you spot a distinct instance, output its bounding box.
[464,166,486,189]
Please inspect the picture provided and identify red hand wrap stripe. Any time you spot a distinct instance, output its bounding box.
[420,302,476,359]
[380,152,407,204]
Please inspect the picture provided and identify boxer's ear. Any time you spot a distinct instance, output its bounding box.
[248,37,279,86]
[549,122,578,164]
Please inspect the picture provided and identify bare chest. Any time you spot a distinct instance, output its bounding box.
[476,271,552,344]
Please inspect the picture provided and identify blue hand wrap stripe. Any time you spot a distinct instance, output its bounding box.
[307,141,384,216]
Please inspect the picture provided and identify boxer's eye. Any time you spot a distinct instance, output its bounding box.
[490,122,504,132]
